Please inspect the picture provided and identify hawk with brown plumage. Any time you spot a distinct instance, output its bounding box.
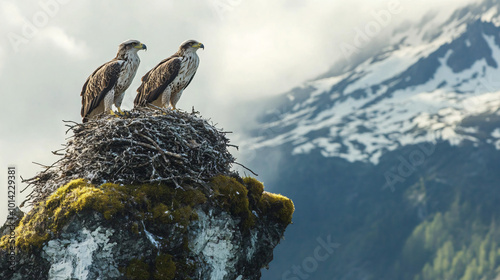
[81,39,147,122]
[134,40,204,110]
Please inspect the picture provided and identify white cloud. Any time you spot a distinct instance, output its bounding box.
[40,26,88,58]
[0,1,26,26]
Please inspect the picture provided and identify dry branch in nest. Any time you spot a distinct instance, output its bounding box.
[23,107,241,206]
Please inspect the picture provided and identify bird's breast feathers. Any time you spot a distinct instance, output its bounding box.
[116,57,140,94]
[174,54,199,87]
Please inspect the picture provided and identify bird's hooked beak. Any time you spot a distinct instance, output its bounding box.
[135,43,147,51]
[193,42,204,50]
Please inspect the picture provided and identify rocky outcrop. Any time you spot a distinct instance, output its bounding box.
[0,109,294,280]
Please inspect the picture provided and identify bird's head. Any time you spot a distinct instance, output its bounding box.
[179,40,204,54]
[116,39,147,59]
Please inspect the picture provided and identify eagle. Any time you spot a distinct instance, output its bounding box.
[134,40,204,110]
[81,39,147,122]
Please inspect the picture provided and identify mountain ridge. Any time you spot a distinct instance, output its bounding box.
[245,1,500,165]
[244,1,500,279]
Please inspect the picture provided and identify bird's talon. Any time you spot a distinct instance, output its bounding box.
[116,107,126,116]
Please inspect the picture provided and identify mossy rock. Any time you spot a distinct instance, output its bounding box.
[211,175,294,229]
[0,179,207,251]
[260,192,295,225]
[0,176,294,279]
[211,175,254,228]
[243,177,264,206]
[1,176,293,252]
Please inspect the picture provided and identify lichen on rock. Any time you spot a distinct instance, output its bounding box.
[0,110,294,280]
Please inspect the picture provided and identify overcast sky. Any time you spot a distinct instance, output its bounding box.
[0,0,479,223]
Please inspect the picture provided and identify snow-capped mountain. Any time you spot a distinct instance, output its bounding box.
[248,2,500,279]
[248,0,500,164]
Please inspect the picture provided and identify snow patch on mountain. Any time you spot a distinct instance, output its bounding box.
[247,17,500,164]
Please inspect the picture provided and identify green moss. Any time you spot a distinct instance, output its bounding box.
[212,175,249,215]
[171,206,196,227]
[0,180,104,250]
[211,175,254,228]
[126,259,150,280]
[243,177,265,206]
[243,178,294,225]
[0,205,46,251]
[93,183,129,219]
[154,254,176,280]
[0,235,9,250]
[45,179,128,228]
[260,192,295,225]
[10,179,131,250]
[131,183,205,208]
[142,185,205,232]
[152,203,171,223]
[209,175,294,229]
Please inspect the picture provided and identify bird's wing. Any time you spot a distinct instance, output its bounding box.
[81,60,122,118]
[134,56,182,106]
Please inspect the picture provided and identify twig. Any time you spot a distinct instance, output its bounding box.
[233,162,258,176]
[138,133,183,159]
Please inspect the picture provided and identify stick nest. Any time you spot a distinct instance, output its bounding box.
[23,108,237,206]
